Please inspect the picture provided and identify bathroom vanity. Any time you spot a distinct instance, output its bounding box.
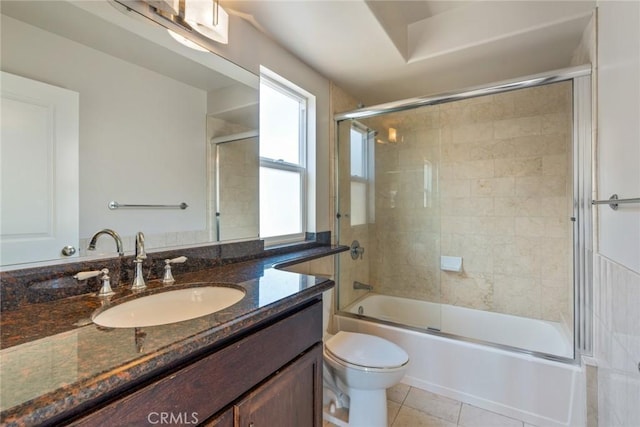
[71,300,323,426]
[0,244,344,426]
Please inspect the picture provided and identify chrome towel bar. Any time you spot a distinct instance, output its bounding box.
[591,194,640,211]
[108,201,188,210]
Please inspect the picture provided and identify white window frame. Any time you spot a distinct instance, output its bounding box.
[349,122,376,226]
[259,74,308,245]
[350,124,368,226]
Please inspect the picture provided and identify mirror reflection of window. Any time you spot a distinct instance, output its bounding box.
[259,74,308,242]
[349,124,375,226]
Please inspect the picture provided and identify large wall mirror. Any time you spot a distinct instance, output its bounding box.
[0,0,259,267]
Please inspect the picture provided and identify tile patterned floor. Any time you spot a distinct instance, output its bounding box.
[324,384,537,427]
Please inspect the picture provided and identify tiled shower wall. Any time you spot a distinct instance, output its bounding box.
[354,81,573,325]
[594,255,640,426]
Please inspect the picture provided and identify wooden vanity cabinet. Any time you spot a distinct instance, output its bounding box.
[204,345,322,427]
[234,346,321,427]
[68,299,323,427]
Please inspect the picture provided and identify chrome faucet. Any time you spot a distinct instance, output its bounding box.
[353,280,373,291]
[87,229,124,256]
[131,231,147,291]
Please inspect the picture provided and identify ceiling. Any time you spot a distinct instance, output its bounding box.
[222,0,595,106]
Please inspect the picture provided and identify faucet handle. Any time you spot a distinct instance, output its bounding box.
[350,240,365,260]
[96,269,114,297]
[74,270,103,281]
[162,256,187,284]
[74,268,114,297]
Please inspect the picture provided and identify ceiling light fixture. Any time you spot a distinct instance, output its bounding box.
[167,29,209,51]
[184,0,229,45]
[143,0,230,49]
[146,0,180,15]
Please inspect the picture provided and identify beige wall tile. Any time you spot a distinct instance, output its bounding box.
[515,175,567,197]
[494,157,543,177]
[515,217,545,237]
[451,122,494,144]
[543,154,568,176]
[454,159,495,179]
[441,197,494,216]
[471,177,515,197]
[512,82,572,117]
[493,274,542,318]
[440,179,471,198]
[494,116,541,139]
[540,279,570,322]
[441,272,494,310]
[469,216,515,235]
[539,196,570,217]
[544,216,571,238]
[542,112,572,135]
[441,216,473,234]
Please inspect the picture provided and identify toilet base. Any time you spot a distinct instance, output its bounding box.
[347,388,388,427]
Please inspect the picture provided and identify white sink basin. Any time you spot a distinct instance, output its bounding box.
[92,285,245,328]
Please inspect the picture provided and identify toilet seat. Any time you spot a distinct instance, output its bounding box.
[325,331,409,371]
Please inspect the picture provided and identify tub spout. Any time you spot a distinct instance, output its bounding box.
[353,281,373,291]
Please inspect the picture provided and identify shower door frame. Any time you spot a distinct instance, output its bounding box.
[334,64,593,364]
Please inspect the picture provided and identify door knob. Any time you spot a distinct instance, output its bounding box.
[61,245,76,256]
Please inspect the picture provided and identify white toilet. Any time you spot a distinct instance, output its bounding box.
[323,331,409,427]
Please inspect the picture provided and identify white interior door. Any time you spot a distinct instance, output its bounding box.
[1,71,79,266]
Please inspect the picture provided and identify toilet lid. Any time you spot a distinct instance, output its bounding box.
[325,331,409,369]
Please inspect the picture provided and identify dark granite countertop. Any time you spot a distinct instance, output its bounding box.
[0,245,346,426]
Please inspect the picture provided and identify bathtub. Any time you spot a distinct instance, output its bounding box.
[334,293,585,427]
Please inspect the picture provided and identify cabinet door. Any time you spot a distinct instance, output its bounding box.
[0,71,79,266]
[234,343,322,427]
[203,407,234,427]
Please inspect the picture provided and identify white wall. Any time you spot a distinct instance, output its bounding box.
[596,1,640,273]
[594,2,640,426]
[1,15,208,240]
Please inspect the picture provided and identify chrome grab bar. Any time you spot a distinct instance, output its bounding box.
[108,201,188,210]
[591,194,640,211]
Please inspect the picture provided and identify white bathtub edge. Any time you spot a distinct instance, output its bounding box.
[336,314,586,427]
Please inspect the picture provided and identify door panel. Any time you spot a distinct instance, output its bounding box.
[1,71,79,265]
[234,345,322,427]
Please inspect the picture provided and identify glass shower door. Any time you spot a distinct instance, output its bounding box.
[335,116,442,332]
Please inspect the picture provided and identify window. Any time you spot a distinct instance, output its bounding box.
[350,124,374,226]
[259,74,307,242]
